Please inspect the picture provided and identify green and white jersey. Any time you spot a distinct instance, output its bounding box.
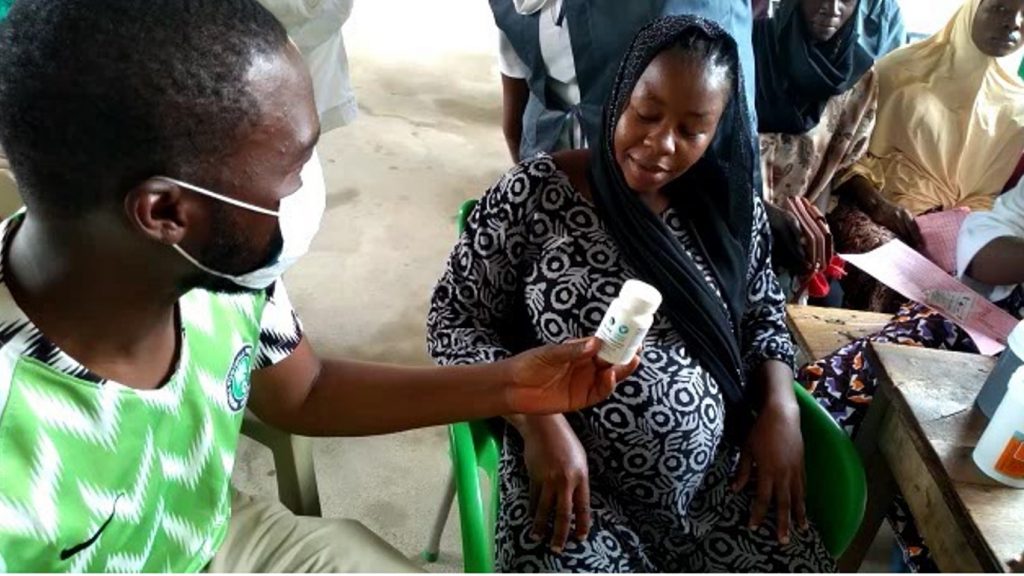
[0,214,304,572]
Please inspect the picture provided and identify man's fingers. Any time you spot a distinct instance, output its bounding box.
[555,338,600,363]
[612,354,641,381]
[532,484,555,540]
[573,480,592,540]
[549,488,574,553]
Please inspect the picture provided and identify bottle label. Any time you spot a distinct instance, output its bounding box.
[596,314,647,363]
[995,431,1024,480]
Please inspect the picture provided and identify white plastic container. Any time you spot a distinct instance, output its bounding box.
[977,319,1024,418]
[973,365,1024,488]
[595,280,663,366]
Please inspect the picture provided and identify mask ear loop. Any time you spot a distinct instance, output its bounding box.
[153,176,280,217]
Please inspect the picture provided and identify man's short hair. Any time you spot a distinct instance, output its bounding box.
[0,0,289,215]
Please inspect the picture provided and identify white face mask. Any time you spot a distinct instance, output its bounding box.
[156,150,327,291]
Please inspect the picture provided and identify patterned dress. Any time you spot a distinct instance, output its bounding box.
[428,156,835,572]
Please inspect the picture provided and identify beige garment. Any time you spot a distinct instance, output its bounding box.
[206,491,421,573]
[0,144,21,216]
[760,68,879,211]
[258,0,357,132]
[840,0,1024,216]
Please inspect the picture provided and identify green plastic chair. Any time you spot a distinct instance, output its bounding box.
[427,199,867,572]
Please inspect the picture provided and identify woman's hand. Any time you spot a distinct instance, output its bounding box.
[504,338,640,416]
[515,414,592,553]
[767,198,834,275]
[870,199,922,247]
[733,362,807,544]
[766,201,808,273]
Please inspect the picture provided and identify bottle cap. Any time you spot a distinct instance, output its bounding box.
[619,279,663,316]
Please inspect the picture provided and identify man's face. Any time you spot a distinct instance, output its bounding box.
[182,45,321,293]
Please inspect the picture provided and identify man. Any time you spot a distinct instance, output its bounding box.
[0,1,637,572]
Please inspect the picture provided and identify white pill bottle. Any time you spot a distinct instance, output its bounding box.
[595,279,663,366]
[973,365,1024,488]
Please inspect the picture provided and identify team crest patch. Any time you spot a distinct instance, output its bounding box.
[225,345,254,412]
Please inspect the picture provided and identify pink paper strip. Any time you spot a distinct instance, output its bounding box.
[842,240,1018,356]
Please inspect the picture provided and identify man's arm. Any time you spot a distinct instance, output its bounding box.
[501,74,528,164]
[966,236,1024,287]
[248,336,637,437]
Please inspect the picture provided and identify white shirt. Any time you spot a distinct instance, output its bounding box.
[957,178,1024,301]
[497,0,584,149]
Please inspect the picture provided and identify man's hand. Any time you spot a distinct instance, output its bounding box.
[504,338,640,415]
[733,362,807,544]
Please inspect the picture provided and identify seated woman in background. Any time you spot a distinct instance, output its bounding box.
[754,0,877,300]
[429,16,835,572]
[830,0,1024,312]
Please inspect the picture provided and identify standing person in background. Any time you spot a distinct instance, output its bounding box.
[492,0,759,165]
[856,0,907,59]
[258,0,358,132]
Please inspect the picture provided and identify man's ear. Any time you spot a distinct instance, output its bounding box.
[124,178,192,246]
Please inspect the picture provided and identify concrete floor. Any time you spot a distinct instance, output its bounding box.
[231,0,901,572]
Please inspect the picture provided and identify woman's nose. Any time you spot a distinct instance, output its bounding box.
[645,125,676,157]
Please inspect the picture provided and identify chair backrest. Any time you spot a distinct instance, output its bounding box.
[457,199,478,236]
[793,384,867,556]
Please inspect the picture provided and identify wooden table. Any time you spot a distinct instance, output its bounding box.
[785,304,891,363]
[844,343,1024,572]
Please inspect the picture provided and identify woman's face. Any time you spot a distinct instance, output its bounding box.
[799,0,859,43]
[972,0,1024,57]
[612,50,731,195]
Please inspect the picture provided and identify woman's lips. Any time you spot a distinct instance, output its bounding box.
[629,156,669,176]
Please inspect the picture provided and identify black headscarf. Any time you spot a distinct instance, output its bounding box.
[588,15,756,438]
[754,0,873,134]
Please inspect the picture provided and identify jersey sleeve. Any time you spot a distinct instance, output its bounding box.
[255,280,304,369]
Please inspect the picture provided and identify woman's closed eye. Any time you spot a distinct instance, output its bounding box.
[634,107,660,123]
